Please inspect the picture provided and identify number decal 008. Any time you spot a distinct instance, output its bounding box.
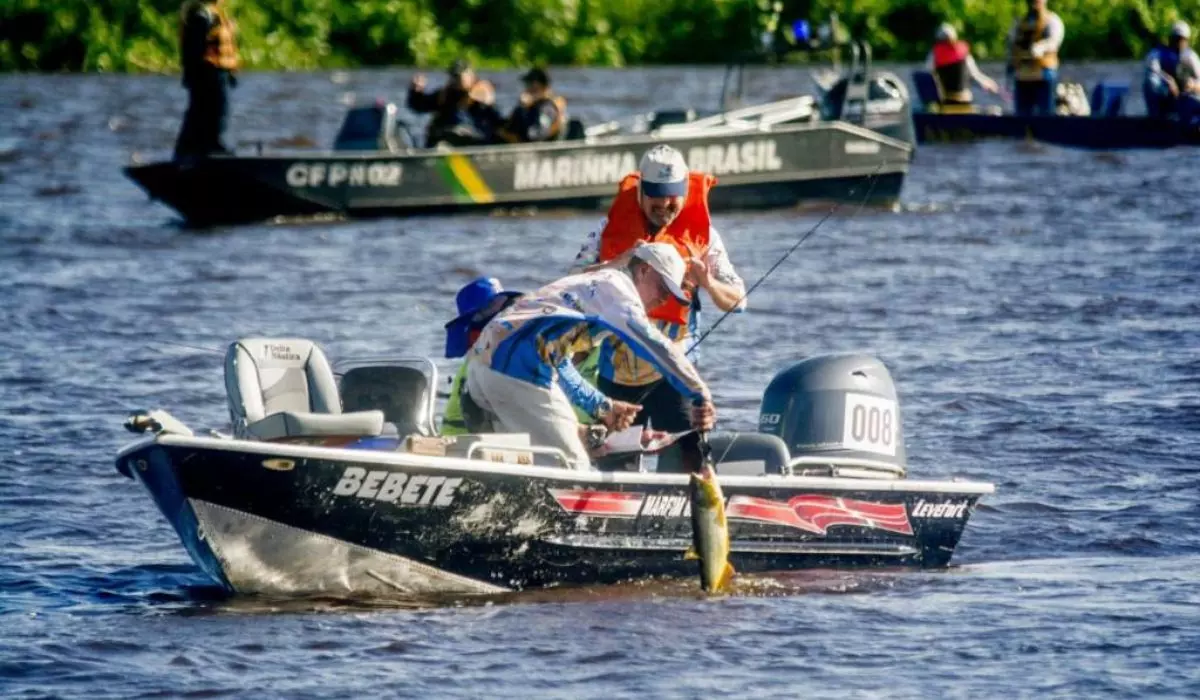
[841,393,898,456]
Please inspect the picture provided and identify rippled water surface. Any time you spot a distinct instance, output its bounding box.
[1,64,1199,698]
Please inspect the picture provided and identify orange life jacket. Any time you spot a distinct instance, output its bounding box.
[597,171,716,327]
[1011,11,1058,81]
[180,1,238,71]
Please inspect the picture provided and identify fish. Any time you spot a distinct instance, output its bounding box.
[685,465,735,594]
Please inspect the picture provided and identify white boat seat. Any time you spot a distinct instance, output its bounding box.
[224,338,385,441]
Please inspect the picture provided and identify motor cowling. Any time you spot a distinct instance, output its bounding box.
[758,354,907,473]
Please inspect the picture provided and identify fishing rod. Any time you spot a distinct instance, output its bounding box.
[629,160,889,410]
[689,159,887,350]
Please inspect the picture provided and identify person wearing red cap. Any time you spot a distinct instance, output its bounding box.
[567,144,745,472]
[465,242,715,469]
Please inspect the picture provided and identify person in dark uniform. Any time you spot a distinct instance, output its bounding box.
[406,59,503,148]
[498,67,568,143]
[174,0,239,160]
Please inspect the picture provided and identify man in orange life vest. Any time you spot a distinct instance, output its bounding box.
[1006,0,1065,116]
[569,145,746,473]
[926,23,1000,109]
[174,0,239,160]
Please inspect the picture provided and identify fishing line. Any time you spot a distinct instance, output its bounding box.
[689,159,887,351]
[628,160,889,409]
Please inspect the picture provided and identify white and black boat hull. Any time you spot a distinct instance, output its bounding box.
[117,434,991,596]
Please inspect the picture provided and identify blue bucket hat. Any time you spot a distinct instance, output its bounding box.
[444,277,522,358]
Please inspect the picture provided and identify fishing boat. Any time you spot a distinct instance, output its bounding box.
[910,71,1200,149]
[123,42,915,227]
[115,337,994,597]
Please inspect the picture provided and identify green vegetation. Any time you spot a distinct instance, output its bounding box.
[2,0,1197,72]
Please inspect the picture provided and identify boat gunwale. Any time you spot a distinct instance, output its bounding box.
[117,432,995,495]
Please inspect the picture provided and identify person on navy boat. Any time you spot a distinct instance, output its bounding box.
[407,58,504,147]
[498,67,568,143]
[174,0,239,160]
[465,242,716,470]
[1005,0,1065,116]
[926,23,1000,108]
[1143,21,1200,122]
[440,277,524,437]
[568,145,746,474]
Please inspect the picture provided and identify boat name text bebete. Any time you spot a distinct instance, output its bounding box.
[333,466,461,507]
[285,161,403,188]
[513,140,783,191]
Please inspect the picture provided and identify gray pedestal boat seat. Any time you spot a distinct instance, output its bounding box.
[335,358,438,440]
[224,338,385,441]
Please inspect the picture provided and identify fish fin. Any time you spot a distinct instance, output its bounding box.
[716,562,736,592]
[683,546,699,561]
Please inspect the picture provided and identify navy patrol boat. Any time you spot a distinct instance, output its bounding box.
[116,337,993,598]
[123,38,915,227]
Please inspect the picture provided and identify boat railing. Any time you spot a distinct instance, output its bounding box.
[584,95,817,141]
[465,441,573,469]
[788,455,906,479]
[655,96,816,136]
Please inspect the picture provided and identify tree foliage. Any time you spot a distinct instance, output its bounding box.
[2,0,1197,72]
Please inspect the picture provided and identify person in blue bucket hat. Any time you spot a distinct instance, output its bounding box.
[441,277,523,435]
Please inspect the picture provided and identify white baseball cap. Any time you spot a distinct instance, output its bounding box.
[1170,20,1191,39]
[631,242,690,303]
[935,23,957,42]
[638,145,689,198]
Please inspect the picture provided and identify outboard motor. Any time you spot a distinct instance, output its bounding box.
[759,354,907,479]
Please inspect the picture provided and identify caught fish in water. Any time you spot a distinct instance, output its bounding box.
[685,465,735,593]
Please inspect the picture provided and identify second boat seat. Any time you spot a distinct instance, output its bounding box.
[224,338,385,441]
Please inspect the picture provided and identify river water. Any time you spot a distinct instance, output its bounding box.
[1,63,1198,698]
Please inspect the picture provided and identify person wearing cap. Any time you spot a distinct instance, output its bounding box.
[567,144,745,473]
[466,242,716,469]
[1005,0,1065,116]
[1143,21,1200,121]
[407,58,503,147]
[498,67,568,143]
[441,277,524,436]
[173,0,239,160]
[925,23,1000,109]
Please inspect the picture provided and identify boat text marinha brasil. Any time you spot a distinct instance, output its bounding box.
[514,139,784,191]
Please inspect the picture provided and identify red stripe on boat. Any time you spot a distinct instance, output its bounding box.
[727,494,913,536]
[548,489,645,517]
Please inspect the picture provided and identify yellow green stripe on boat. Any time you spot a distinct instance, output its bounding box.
[437,154,495,204]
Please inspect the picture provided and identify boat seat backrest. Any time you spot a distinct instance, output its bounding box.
[339,362,436,439]
[911,71,941,108]
[224,338,384,441]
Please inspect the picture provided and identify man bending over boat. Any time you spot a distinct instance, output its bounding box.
[568,145,746,473]
[926,23,1000,109]
[465,242,717,469]
[1143,21,1200,123]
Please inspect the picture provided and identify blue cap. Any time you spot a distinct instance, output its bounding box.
[443,277,521,358]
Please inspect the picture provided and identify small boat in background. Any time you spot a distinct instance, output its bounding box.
[124,41,915,228]
[910,70,1200,150]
